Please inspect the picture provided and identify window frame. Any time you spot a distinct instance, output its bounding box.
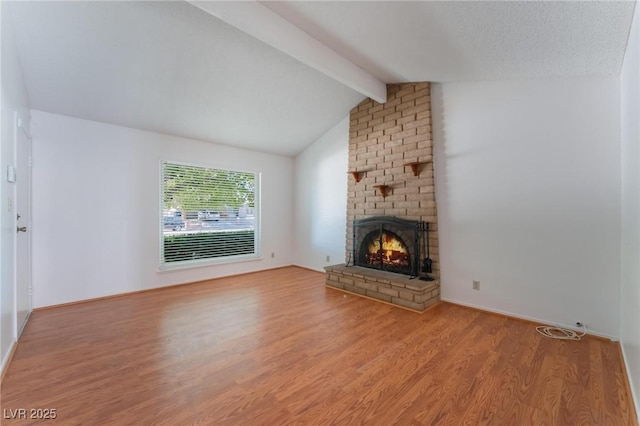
[159,160,261,271]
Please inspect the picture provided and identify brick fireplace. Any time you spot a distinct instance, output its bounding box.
[325,82,440,312]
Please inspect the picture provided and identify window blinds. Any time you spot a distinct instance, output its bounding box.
[161,161,260,266]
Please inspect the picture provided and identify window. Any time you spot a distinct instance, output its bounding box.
[161,161,260,268]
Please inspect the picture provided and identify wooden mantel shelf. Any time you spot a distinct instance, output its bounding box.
[347,170,364,183]
[403,161,430,177]
[373,184,390,198]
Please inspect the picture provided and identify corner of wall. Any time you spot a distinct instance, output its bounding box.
[619,0,640,418]
[292,116,349,272]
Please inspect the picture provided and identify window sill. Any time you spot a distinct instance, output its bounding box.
[159,254,262,272]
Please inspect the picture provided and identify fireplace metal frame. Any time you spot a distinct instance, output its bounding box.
[352,216,423,277]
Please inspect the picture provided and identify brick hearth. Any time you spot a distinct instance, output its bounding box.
[325,264,439,312]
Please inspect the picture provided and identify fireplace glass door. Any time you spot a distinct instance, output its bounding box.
[353,216,421,277]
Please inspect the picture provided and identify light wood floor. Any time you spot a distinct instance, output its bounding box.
[1,267,636,425]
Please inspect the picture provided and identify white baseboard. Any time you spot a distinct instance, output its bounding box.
[620,342,640,424]
[0,339,17,382]
[293,264,326,273]
[440,297,617,340]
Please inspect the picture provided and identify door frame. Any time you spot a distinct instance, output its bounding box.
[14,112,32,338]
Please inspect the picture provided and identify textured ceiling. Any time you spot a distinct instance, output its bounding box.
[264,1,635,83]
[6,1,636,156]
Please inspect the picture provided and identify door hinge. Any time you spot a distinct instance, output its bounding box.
[28,156,33,167]
[28,286,33,296]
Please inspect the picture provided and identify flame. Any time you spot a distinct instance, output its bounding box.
[368,232,408,255]
[363,231,410,269]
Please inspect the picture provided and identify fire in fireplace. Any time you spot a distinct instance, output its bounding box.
[362,231,410,269]
[353,216,422,277]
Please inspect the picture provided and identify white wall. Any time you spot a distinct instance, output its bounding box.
[31,111,294,308]
[293,117,348,271]
[620,1,640,414]
[1,4,31,374]
[432,77,621,337]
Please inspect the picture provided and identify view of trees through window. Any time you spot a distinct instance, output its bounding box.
[161,162,259,265]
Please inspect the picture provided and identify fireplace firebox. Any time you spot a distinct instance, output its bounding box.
[353,216,422,277]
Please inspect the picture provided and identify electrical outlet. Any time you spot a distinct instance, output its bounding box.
[473,280,480,291]
[271,252,275,258]
[326,255,330,263]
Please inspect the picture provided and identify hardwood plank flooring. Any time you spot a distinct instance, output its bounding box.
[1,267,635,425]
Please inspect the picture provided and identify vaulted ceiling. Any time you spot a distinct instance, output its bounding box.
[6,1,636,156]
